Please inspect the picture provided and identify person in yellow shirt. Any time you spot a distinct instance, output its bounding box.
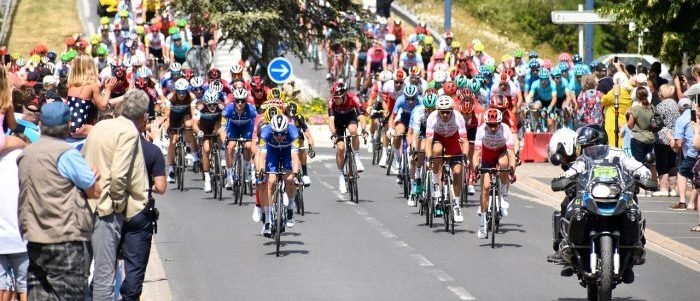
[601,72,633,148]
[141,0,161,23]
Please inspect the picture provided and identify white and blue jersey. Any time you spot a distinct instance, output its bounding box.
[409,105,429,138]
[259,124,300,173]
[223,103,257,140]
[392,95,422,125]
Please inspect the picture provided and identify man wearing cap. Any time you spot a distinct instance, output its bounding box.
[17,101,101,300]
[595,63,614,94]
[669,98,697,210]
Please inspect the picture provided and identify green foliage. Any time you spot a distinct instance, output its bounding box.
[598,0,700,69]
[300,97,328,116]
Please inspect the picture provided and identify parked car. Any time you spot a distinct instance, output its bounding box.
[592,53,673,82]
[97,0,118,17]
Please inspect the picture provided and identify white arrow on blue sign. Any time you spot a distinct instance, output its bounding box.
[267,57,293,84]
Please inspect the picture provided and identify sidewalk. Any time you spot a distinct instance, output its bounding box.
[513,163,700,272]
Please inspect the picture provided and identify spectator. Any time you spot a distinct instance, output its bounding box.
[654,84,681,197]
[0,148,27,301]
[692,121,700,232]
[119,90,166,301]
[574,74,603,126]
[679,64,700,101]
[66,53,116,138]
[595,63,613,94]
[601,72,632,148]
[649,62,668,96]
[627,88,655,163]
[81,90,148,301]
[631,73,652,105]
[1,66,27,154]
[17,101,101,300]
[669,98,696,210]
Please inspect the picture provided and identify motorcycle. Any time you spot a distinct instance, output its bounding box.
[550,145,657,301]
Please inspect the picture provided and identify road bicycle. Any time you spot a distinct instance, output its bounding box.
[371,109,385,165]
[267,162,289,257]
[430,154,464,235]
[203,133,225,201]
[397,134,410,199]
[294,146,314,216]
[335,134,364,203]
[478,167,512,248]
[229,137,252,205]
[170,127,187,191]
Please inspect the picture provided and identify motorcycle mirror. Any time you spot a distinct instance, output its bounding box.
[550,153,563,166]
[644,152,656,165]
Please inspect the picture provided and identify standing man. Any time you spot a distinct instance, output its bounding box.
[18,102,101,300]
[82,90,148,301]
[669,98,696,211]
[120,89,167,301]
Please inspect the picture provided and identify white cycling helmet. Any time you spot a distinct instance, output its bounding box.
[169,62,182,72]
[135,66,151,78]
[378,70,393,82]
[433,70,448,83]
[203,89,219,105]
[269,115,289,133]
[230,64,244,74]
[403,84,419,98]
[435,95,454,110]
[174,78,190,91]
[190,76,204,88]
[384,33,396,42]
[548,127,577,158]
[209,80,223,93]
[232,88,248,101]
[15,58,26,67]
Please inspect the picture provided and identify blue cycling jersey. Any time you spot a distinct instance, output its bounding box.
[524,72,538,93]
[554,78,570,99]
[393,95,422,124]
[529,79,556,102]
[223,103,257,139]
[568,78,583,98]
[259,124,300,173]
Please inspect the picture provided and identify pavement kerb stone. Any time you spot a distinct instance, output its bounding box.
[142,243,172,301]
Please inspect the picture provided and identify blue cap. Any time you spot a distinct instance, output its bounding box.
[40,101,70,126]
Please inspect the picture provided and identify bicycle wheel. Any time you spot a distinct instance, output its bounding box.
[461,168,469,207]
[235,150,244,205]
[425,172,433,226]
[177,142,185,192]
[275,184,283,257]
[297,183,305,216]
[215,147,224,201]
[490,177,499,248]
[385,150,393,176]
[402,151,409,199]
[349,153,359,203]
[447,174,456,235]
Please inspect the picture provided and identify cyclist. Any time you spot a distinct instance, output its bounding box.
[407,90,438,206]
[325,39,346,80]
[457,87,484,195]
[524,60,540,93]
[512,49,525,68]
[222,88,258,190]
[169,33,191,64]
[439,31,454,53]
[418,36,434,71]
[388,84,422,179]
[194,89,225,193]
[251,105,282,222]
[161,62,183,94]
[426,51,446,80]
[286,101,315,186]
[405,66,427,94]
[472,108,516,239]
[366,41,387,77]
[398,44,423,74]
[353,41,369,94]
[229,64,247,86]
[569,64,586,99]
[328,82,367,193]
[166,78,199,182]
[145,24,166,65]
[258,115,300,236]
[526,69,558,132]
[249,76,270,111]
[551,67,572,127]
[571,54,591,74]
[425,95,469,222]
[384,33,399,70]
[389,19,405,47]
[367,70,393,155]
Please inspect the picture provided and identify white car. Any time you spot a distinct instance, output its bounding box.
[592,53,673,82]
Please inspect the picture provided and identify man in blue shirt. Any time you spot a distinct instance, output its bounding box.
[223,94,258,189]
[671,98,697,210]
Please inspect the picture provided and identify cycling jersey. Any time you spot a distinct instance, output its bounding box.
[381,80,404,111]
[384,44,397,65]
[568,78,583,98]
[426,110,467,156]
[528,80,556,104]
[392,95,422,126]
[403,78,428,95]
[399,52,423,71]
[223,103,257,140]
[170,41,191,62]
[356,50,367,73]
[195,102,224,134]
[329,92,363,136]
[409,105,429,138]
[490,81,519,99]
[259,124,299,173]
[475,123,514,166]
[524,71,538,93]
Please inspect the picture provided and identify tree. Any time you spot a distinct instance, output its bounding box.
[173,0,370,84]
[598,0,700,69]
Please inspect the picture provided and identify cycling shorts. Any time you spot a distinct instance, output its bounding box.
[370,61,383,74]
[433,133,462,157]
[169,105,191,129]
[228,124,254,140]
[395,113,411,127]
[481,147,506,168]
[265,150,293,173]
[467,127,477,142]
[333,112,359,136]
[198,112,222,134]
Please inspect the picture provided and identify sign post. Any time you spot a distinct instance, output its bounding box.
[551,10,613,63]
[267,57,293,85]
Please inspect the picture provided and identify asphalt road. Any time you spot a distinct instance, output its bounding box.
[154,148,698,301]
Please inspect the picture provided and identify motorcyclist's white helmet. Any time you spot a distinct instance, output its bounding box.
[548,127,577,158]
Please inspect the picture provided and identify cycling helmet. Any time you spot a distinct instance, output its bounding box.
[572,54,583,64]
[558,52,571,63]
[250,76,263,89]
[384,33,396,42]
[454,74,468,88]
[548,128,577,158]
[330,81,347,97]
[208,68,222,80]
[90,35,102,45]
[466,78,481,93]
[409,66,421,77]
[393,19,402,26]
[270,115,289,133]
[538,69,550,79]
[551,67,563,77]
[490,94,509,110]
[403,84,419,98]
[433,70,448,83]
[268,87,284,101]
[203,89,219,105]
[96,46,107,56]
[168,27,178,35]
[136,26,146,36]
[528,50,539,59]
[119,10,129,18]
[423,92,438,109]
[233,88,248,100]
[130,55,144,67]
[378,70,393,82]
[435,95,454,110]
[576,124,607,147]
[424,36,434,46]
[209,80,223,93]
[442,81,457,95]
[230,64,244,74]
[264,106,280,123]
[433,51,445,60]
[177,18,188,28]
[174,78,190,91]
[473,43,485,52]
[114,65,127,78]
[47,51,57,61]
[573,64,585,76]
[499,72,510,83]
[528,60,540,69]
[135,66,151,78]
[451,41,461,49]
[558,62,569,72]
[513,49,524,58]
[405,44,416,53]
[190,76,204,88]
[542,59,552,70]
[181,68,193,80]
[100,16,110,25]
[287,101,299,115]
[135,77,148,89]
[170,62,182,73]
[393,69,406,82]
[484,108,503,124]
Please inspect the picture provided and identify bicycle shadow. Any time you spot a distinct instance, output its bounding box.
[478,242,523,248]
[263,239,304,246]
[335,199,374,204]
[556,298,646,301]
[498,223,527,234]
[265,249,310,257]
[431,228,474,234]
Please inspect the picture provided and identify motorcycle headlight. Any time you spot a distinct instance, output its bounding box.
[591,183,621,199]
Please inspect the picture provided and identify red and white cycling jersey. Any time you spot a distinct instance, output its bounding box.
[426,110,467,139]
[474,123,514,151]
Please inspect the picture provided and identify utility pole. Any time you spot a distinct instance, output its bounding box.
[444,0,452,31]
[584,0,594,63]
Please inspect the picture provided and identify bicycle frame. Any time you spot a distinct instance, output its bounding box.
[429,154,464,235]
[479,167,511,248]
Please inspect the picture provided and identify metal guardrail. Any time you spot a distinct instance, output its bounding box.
[390,3,445,48]
[0,0,13,44]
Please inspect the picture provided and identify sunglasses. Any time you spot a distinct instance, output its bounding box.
[407,97,417,102]
[177,91,187,95]
[439,110,452,116]
[487,123,499,130]
[234,99,246,104]
[554,76,562,79]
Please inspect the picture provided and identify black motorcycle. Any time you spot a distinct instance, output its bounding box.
[550,145,657,301]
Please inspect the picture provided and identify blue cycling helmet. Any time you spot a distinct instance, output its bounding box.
[558,62,569,72]
[528,50,539,59]
[528,60,540,69]
[47,51,57,61]
[539,69,551,79]
[403,84,419,98]
[572,54,583,64]
[551,67,562,77]
[573,64,586,76]
[475,73,486,84]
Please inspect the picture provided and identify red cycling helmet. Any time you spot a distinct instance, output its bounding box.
[500,72,509,83]
[330,81,347,97]
[250,76,263,90]
[405,44,416,53]
[183,68,194,81]
[443,81,457,95]
[207,68,221,80]
[489,94,509,110]
[457,87,476,103]
[113,65,127,78]
[484,108,503,124]
[135,77,148,89]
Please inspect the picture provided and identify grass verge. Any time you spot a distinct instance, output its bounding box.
[6,0,83,55]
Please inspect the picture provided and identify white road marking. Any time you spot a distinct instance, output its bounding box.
[394,240,414,250]
[410,254,434,267]
[447,286,477,300]
[426,269,454,282]
[380,230,397,238]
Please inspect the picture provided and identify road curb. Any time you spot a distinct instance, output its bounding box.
[142,243,172,301]
[514,174,700,273]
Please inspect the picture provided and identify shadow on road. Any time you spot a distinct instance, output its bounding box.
[265,250,310,257]
[556,298,646,301]
[479,242,523,248]
[498,223,526,233]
